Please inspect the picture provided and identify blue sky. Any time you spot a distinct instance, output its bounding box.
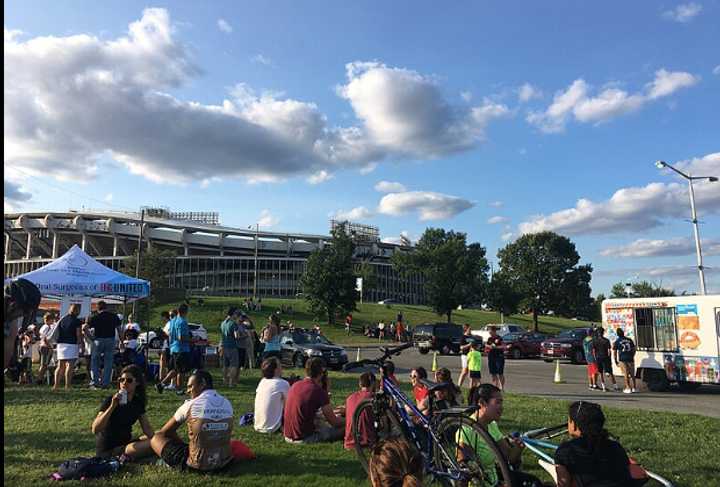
[4,1,720,295]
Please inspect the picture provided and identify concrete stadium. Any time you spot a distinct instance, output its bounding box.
[3,209,426,304]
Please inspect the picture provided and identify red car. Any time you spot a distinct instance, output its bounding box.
[489,332,549,359]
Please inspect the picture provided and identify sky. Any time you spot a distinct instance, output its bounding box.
[4,1,720,296]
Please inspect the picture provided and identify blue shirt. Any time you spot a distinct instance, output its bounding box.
[582,336,596,364]
[169,316,190,354]
[220,319,238,350]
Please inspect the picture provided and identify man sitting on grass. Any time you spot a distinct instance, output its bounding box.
[283,358,345,444]
[150,370,234,472]
[344,371,377,450]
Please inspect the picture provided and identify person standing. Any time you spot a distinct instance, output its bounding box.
[261,314,281,360]
[613,329,637,394]
[486,326,506,391]
[87,301,121,389]
[583,330,599,391]
[156,304,191,395]
[54,304,84,391]
[158,311,172,383]
[457,324,474,388]
[219,308,241,387]
[593,328,618,392]
[377,320,386,341]
[36,312,56,384]
[345,313,352,336]
[466,341,484,388]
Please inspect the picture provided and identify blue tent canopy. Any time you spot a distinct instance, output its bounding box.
[10,244,150,301]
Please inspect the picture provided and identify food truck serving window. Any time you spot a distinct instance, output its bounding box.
[634,307,678,351]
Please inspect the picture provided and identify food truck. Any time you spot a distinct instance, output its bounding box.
[601,295,720,391]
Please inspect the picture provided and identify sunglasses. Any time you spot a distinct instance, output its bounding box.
[119,377,135,384]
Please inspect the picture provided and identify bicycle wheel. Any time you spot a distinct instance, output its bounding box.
[352,398,405,473]
[433,415,516,487]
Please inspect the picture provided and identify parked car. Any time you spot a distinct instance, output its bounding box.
[413,322,471,355]
[472,323,527,343]
[377,298,398,305]
[496,332,549,359]
[278,330,348,370]
[138,322,209,349]
[540,327,593,364]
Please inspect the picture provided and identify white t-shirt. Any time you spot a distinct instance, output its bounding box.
[174,389,234,424]
[39,324,52,346]
[254,377,290,433]
[378,322,386,330]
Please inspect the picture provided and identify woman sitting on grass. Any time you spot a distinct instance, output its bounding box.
[554,401,634,487]
[92,365,154,460]
[433,368,461,410]
[458,384,543,486]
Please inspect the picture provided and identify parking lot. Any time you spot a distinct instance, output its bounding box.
[350,345,720,418]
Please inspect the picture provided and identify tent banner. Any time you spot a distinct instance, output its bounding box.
[34,282,149,297]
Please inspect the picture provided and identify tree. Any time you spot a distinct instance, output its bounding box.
[121,247,177,324]
[485,274,522,322]
[392,228,489,323]
[592,293,606,322]
[496,231,593,331]
[300,227,358,324]
[610,281,675,298]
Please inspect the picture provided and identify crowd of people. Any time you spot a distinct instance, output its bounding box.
[3,279,643,486]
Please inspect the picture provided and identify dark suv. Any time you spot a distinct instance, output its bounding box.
[540,327,593,364]
[278,330,348,370]
[413,323,470,355]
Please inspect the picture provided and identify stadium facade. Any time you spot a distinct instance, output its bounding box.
[4,210,426,304]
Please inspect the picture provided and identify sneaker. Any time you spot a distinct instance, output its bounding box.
[165,383,176,391]
[631,388,637,393]
[155,383,164,394]
[623,388,631,394]
[601,384,606,392]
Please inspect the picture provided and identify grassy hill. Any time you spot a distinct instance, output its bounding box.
[148,297,592,346]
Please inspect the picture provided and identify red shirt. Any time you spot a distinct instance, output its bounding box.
[413,384,429,404]
[283,378,330,440]
[343,390,374,450]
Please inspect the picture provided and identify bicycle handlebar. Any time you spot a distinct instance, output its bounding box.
[343,342,414,371]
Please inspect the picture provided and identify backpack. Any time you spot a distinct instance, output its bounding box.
[53,456,122,480]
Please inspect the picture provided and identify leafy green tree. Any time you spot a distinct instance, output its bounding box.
[497,231,592,331]
[121,247,177,325]
[592,293,607,322]
[392,228,489,323]
[610,281,675,298]
[485,274,522,322]
[301,227,358,324]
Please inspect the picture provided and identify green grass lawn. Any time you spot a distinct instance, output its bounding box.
[4,367,719,486]
[146,297,593,346]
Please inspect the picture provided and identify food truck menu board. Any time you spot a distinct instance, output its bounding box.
[605,307,635,342]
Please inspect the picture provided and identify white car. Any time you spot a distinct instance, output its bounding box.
[471,324,527,343]
[137,322,209,349]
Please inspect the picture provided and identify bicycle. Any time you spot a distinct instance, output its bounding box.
[344,342,517,486]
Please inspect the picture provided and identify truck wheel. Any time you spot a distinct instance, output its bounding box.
[293,353,306,369]
[572,349,585,364]
[419,348,429,355]
[645,369,669,392]
[511,348,522,360]
[677,381,702,392]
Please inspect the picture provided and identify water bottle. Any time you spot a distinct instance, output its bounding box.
[118,389,128,405]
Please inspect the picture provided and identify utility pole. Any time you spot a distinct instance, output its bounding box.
[132,208,145,318]
[253,223,259,299]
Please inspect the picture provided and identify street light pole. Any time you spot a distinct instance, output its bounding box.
[253,223,259,300]
[655,160,719,295]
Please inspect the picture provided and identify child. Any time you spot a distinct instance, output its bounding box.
[466,341,483,389]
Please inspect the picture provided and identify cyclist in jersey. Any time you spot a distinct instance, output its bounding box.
[151,370,234,471]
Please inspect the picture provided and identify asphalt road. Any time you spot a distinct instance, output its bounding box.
[345,345,720,419]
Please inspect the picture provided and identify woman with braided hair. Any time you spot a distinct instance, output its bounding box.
[554,401,634,487]
[368,437,423,487]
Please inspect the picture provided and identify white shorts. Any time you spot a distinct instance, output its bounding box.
[56,343,79,361]
[461,354,468,369]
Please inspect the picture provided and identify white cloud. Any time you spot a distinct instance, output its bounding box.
[374,180,406,193]
[251,54,273,67]
[333,206,374,221]
[3,11,514,188]
[258,209,279,228]
[358,162,378,175]
[307,170,333,185]
[4,180,32,210]
[645,69,699,100]
[217,19,233,33]
[338,62,510,157]
[487,216,509,224]
[501,232,514,242]
[713,65,720,76]
[595,265,719,294]
[489,200,504,208]
[378,191,474,221]
[518,83,542,103]
[519,153,720,235]
[382,230,413,246]
[527,70,699,133]
[104,193,113,202]
[600,237,720,258]
[662,3,703,23]
[460,91,473,102]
